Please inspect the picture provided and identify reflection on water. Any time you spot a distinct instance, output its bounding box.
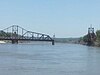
[0,43,100,75]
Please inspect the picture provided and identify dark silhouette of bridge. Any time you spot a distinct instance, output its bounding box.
[0,25,54,45]
[87,25,96,46]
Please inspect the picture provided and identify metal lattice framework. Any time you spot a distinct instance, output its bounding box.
[87,26,96,46]
[0,25,54,45]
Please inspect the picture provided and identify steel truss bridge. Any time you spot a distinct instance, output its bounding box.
[0,25,54,45]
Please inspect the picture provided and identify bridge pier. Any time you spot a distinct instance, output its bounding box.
[86,25,96,46]
[12,39,18,44]
[52,40,55,45]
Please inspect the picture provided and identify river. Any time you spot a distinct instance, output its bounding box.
[0,43,100,75]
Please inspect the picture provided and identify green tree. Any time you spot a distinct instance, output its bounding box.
[96,30,100,41]
[83,35,88,42]
[95,30,100,46]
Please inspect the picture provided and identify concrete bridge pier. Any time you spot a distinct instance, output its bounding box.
[52,40,55,45]
[12,39,18,44]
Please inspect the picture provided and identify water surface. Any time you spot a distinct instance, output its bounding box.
[0,43,100,75]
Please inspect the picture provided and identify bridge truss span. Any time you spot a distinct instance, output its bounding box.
[0,25,54,45]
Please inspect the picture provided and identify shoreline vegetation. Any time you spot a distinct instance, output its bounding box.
[0,29,100,47]
[78,30,100,47]
[55,29,100,47]
[0,36,100,47]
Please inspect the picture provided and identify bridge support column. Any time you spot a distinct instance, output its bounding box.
[12,39,18,44]
[52,40,55,45]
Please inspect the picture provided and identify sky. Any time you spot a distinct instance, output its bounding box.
[0,0,100,38]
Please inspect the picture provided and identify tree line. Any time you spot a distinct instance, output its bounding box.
[80,30,100,46]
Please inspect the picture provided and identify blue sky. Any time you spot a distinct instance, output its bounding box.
[0,0,100,38]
